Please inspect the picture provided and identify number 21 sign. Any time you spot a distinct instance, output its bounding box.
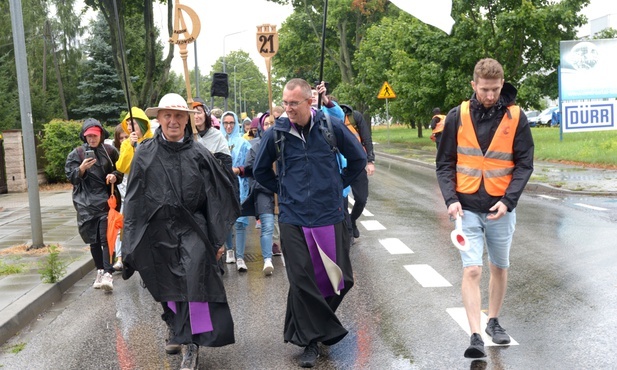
[256,24,279,58]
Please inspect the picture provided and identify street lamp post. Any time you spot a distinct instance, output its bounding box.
[232,59,252,115]
[238,77,254,117]
[222,30,246,111]
[222,30,246,73]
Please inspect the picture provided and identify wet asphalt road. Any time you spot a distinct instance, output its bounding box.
[1,156,616,369]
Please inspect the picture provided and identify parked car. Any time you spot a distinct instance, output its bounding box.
[538,106,559,126]
[525,110,541,127]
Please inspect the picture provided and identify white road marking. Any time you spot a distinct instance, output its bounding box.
[446,307,519,346]
[574,203,609,211]
[347,198,374,216]
[404,264,451,287]
[361,220,386,231]
[362,209,374,217]
[538,194,559,200]
[379,238,413,254]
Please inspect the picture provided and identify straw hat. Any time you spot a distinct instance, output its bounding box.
[144,93,198,117]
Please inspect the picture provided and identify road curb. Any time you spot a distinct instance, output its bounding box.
[0,255,93,345]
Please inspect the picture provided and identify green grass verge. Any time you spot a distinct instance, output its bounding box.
[371,125,617,167]
[0,260,25,276]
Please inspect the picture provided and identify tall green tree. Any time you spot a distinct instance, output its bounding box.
[270,0,387,113]
[84,0,175,108]
[1,0,84,130]
[355,0,590,131]
[73,14,125,124]
[210,51,270,115]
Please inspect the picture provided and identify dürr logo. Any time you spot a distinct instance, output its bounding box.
[563,102,615,132]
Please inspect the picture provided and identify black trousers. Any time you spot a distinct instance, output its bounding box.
[90,216,114,274]
[344,169,369,235]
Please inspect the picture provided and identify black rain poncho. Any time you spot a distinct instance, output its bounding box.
[122,127,240,304]
[65,119,123,244]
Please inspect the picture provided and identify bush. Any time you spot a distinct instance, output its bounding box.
[38,120,83,183]
[38,244,68,283]
[39,119,116,182]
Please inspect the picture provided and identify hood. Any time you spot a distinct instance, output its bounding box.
[470,82,518,111]
[340,104,354,116]
[121,107,153,141]
[221,111,242,140]
[79,118,108,143]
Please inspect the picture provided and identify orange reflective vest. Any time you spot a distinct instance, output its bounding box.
[344,113,364,150]
[431,114,446,134]
[456,101,520,196]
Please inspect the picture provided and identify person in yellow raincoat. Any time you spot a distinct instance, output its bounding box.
[113,107,152,270]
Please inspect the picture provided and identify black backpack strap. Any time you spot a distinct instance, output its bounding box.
[319,114,338,153]
[275,129,286,177]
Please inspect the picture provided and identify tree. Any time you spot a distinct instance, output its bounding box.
[1,0,88,131]
[269,0,388,113]
[354,0,590,131]
[84,0,175,108]
[72,14,125,124]
[210,51,270,115]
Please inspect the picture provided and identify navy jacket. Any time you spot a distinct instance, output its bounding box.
[254,110,366,227]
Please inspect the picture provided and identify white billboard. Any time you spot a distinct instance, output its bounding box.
[560,39,617,100]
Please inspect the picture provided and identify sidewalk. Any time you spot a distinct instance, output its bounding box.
[1,151,616,345]
[0,190,93,345]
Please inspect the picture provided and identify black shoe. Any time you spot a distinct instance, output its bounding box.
[485,317,511,344]
[352,224,360,238]
[163,315,181,355]
[180,343,199,370]
[464,333,486,358]
[299,342,319,368]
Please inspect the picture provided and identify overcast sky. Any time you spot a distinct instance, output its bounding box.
[79,0,616,75]
[152,0,293,75]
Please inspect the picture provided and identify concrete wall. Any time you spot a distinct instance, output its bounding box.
[3,130,27,193]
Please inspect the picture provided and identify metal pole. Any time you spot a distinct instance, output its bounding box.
[9,0,44,249]
[234,65,237,115]
[317,0,329,109]
[386,98,390,145]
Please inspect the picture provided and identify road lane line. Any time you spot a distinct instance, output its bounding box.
[538,194,559,200]
[404,264,452,287]
[574,203,608,211]
[347,197,374,216]
[379,238,413,254]
[446,307,519,346]
[361,220,386,231]
[362,209,374,217]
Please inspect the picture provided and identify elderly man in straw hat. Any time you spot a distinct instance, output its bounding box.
[121,93,240,369]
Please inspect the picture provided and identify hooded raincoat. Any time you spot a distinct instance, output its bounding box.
[121,125,240,346]
[116,107,153,175]
[221,111,251,226]
[65,119,123,244]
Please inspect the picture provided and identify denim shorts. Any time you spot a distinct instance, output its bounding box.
[460,209,516,269]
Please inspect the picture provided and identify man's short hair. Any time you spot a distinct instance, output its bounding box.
[473,58,504,81]
[272,106,284,115]
[432,107,441,115]
[285,78,312,99]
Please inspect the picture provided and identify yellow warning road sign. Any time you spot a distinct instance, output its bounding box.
[377,81,396,99]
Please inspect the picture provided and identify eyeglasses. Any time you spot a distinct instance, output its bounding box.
[282,98,309,108]
[223,122,235,126]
